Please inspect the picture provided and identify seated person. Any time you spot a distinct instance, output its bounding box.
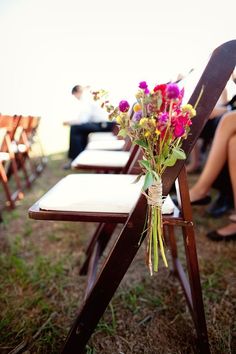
[186,70,236,173]
[63,85,115,168]
[189,110,236,241]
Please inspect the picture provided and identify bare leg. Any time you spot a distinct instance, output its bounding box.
[190,111,236,202]
[216,134,236,236]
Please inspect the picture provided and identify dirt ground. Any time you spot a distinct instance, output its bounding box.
[0,152,236,353]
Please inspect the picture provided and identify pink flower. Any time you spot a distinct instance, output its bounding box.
[119,100,130,112]
[173,121,185,137]
[166,84,180,99]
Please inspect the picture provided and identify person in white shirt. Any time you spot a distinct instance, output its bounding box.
[63,85,115,167]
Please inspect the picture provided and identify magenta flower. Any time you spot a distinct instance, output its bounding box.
[173,122,185,137]
[139,81,148,90]
[119,100,130,112]
[166,83,180,99]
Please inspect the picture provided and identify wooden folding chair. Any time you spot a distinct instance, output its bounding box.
[71,108,134,171]
[28,40,236,353]
[27,116,47,174]
[11,115,38,188]
[71,143,139,173]
[86,132,126,151]
[85,118,131,152]
[0,115,23,208]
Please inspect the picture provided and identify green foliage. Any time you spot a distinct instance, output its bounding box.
[134,139,149,149]
[143,171,154,190]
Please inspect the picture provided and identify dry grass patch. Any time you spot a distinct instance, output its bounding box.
[0,152,235,353]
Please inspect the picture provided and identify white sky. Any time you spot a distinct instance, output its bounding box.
[0,0,235,153]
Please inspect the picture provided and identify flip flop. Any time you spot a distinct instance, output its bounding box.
[191,195,211,206]
[206,229,236,241]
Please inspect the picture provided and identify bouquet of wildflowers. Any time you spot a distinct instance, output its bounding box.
[93,81,199,275]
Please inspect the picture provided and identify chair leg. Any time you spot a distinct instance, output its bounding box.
[79,222,117,276]
[176,167,210,353]
[0,162,15,209]
[182,225,210,353]
[16,153,31,188]
[10,157,24,199]
[61,195,147,354]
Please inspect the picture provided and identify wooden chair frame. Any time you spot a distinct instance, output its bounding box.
[28,40,236,353]
[0,116,23,209]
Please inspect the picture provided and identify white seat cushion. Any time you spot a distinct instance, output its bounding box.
[162,194,176,215]
[71,150,130,168]
[86,139,125,151]
[38,174,175,215]
[0,152,10,161]
[88,132,117,142]
[10,141,27,153]
[39,174,144,213]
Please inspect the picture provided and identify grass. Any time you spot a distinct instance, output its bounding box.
[0,152,236,353]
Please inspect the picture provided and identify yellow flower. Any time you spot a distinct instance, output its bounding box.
[135,91,143,99]
[156,129,161,135]
[190,108,196,117]
[182,104,192,111]
[133,103,141,112]
[145,131,151,137]
[182,104,196,118]
[150,118,156,126]
[116,115,122,124]
[139,117,148,126]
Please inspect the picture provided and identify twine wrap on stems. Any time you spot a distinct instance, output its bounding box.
[145,178,168,275]
[147,179,163,208]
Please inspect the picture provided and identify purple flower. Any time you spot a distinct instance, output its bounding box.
[139,81,148,90]
[166,83,180,99]
[132,110,143,122]
[119,100,130,112]
[159,112,168,124]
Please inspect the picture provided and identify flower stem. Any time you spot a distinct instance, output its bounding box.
[157,209,168,267]
[153,207,158,272]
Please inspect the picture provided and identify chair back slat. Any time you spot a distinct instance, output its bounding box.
[0,115,21,140]
[162,40,236,195]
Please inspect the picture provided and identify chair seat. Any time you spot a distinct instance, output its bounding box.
[0,152,10,161]
[39,174,143,214]
[71,150,130,169]
[38,174,175,215]
[86,139,125,151]
[88,132,117,142]
[11,141,27,153]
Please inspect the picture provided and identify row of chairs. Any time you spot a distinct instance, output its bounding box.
[70,116,136,173]
[0,114,46,211]
[28,41,236,353]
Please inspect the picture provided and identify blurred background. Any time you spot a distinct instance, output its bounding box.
[0,0,235,155]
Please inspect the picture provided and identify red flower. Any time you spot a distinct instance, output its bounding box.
[153,84,167,95]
